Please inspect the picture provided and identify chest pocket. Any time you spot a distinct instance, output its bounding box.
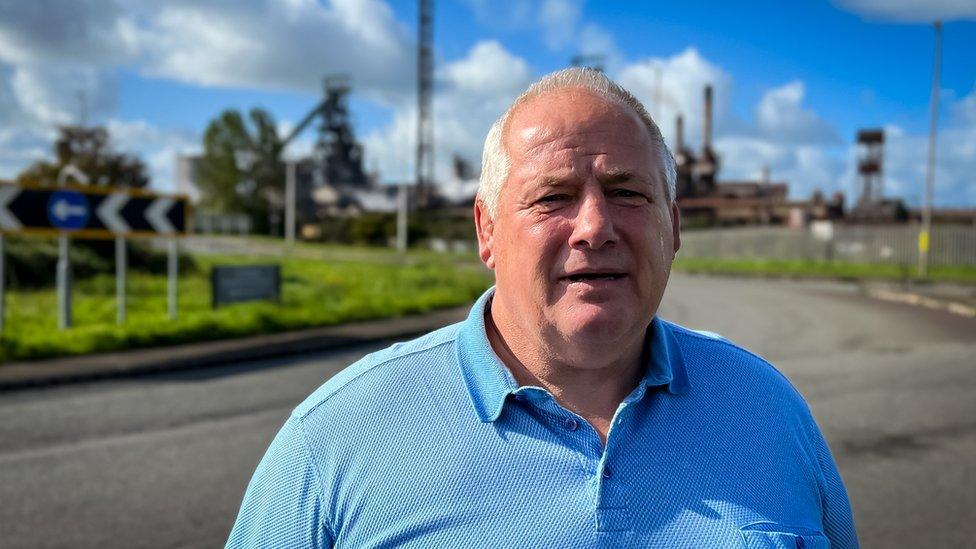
[740,522,830,549]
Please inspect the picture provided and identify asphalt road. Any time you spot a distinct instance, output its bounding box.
[0,275,973,548]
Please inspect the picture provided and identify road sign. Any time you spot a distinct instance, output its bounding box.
[211,265,281,308]
[0,183,188,238]
[48,190,90,230]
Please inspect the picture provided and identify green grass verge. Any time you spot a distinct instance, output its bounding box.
[0,252,493,363]
[673,257,976,284]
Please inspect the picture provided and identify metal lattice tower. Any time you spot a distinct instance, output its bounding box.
[282,74,368,189]
[316,75,366,188]
[416,0,434,208]
[856,129,885,206]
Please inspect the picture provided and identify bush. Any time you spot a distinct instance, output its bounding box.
[2,236,198,289]
[309,214,430,247]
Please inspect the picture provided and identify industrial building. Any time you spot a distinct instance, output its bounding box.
[672,85,844,228]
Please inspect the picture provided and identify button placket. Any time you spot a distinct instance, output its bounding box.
[593,407,633,533]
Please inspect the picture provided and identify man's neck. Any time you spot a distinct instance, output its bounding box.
[485,300,645,443]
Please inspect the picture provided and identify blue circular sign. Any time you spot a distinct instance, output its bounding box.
[47,190,90,230]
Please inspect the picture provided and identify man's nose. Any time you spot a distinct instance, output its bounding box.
[569,190,617,250]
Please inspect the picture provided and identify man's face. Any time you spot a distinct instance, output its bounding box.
[476,89,680,359]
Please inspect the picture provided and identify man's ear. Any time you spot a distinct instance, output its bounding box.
[474,199,496,269]
[670,201,681,256]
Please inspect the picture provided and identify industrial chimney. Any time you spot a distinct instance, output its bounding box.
[673,114,696,199]
[676,114,685,151]
[694,84,719,194]
[703,85,713,151]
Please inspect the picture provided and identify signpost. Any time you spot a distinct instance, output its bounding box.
[0,234,4,333]
[0,182,189,332]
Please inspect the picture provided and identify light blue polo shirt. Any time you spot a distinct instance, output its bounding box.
[227,288,858,548]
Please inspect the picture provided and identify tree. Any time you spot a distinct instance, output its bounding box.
[16,126,149,188]
[12,126,152,271]
[196,108,285,234]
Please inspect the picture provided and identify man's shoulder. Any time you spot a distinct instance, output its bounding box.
[663,319,807,405]
[291,321,463,422]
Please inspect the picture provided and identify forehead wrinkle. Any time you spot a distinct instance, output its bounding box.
[514,147,654,186]
[504,86,652,151]
[520,127,634,154]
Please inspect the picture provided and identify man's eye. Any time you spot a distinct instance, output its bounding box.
[538,194,569,204]
[611,189,645,199]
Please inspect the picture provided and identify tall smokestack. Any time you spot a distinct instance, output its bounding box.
[676,115,684,151]
[703,85,713,151]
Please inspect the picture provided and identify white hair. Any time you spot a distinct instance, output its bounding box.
[478,67,677,218]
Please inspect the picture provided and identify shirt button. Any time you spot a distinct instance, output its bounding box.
[563,418,579,431]
[602,466,612,479]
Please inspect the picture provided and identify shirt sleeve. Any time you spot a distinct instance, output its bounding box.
[811,421,859,549]
[226,416,333,549]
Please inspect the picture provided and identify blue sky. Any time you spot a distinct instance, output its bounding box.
[1,0,974,207]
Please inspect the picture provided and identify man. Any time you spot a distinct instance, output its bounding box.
[227,68,858,548]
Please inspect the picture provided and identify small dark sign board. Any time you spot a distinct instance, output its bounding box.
[211,265,281,308]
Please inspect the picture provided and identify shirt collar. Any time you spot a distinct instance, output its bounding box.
[455,287,690,423]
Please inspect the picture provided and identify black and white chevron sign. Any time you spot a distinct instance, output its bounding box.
[0,183,187,238]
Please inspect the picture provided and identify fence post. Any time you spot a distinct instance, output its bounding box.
[116,236,126,325]
[0,234,5,334]
[57,233,71,329]
[168,238,178,320]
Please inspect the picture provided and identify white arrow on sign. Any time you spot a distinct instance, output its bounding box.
[96,193,130,234]
[0,185,21,230]
[52,199,87,222]
[145,197,175,234]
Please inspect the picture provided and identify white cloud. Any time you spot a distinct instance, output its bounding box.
[616,48,736,150]
[576,24,623,73]
[0,0,416,189]
[612,49,974,206]
[833,0,976,22]
[539,0,583,50]
[0,0,139,66]
[139,0,414,98]
[0,60,119,181]
[0,0,415,99]
[0,62,198,192]
[459,0,535,30]
[444,41,531,93]
[106,119,200,193]
[717,136,847,197]
[951,86,976,126]
[363,44,854,203]
[756,81,840,145]
[8,65,117,126]
[0,127,54,180]
[880,87,976,207]
[615,50,851,201]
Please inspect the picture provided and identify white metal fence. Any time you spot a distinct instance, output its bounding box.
[193,213,253,235]
[678,224,976,267]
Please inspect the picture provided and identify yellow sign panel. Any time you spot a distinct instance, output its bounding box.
[918,230,929,253]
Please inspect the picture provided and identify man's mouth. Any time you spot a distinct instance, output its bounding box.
[562,272,627,282]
